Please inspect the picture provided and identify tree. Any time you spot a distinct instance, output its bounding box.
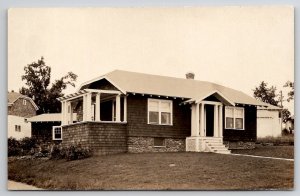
[283,81,294,102]
[281,108,291,123]
[20,57,77,114]
[253,81,279,106]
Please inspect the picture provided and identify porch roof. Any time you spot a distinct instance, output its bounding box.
[78,70,267,106]
[57,89,121,102]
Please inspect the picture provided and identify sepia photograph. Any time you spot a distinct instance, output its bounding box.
[7,6,294,190]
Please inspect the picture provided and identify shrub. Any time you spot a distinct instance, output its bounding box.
[20,137,38,153]
[8,137,22,157]
[257,135,294,146]
[50,143,92,161]
[66,144,92,161]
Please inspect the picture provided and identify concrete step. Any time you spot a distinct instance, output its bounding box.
[215,150,231,154]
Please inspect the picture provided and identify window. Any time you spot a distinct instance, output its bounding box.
[148,99,172,125]
[15,125,21,132]
[154,137,165,147]
[23,99,27,105]
[225,106,244,130]
[52,126,62,140]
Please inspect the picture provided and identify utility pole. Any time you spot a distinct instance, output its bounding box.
[279,90,283,133]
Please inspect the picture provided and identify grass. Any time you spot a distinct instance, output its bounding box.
[8,150,294,190]
[231,145,294,159]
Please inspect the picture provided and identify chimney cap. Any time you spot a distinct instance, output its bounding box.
[185,72,195,79]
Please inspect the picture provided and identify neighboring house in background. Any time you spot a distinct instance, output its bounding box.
[27,113,77,143]
[57,70,270,155]
[8,91,38,139]
[257,104,282,138]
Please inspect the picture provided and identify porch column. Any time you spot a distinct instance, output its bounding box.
[95,93,101,121]
[86,93,92,121]
[200,103,205,136]
[123,96,127,122]
[82,95,86,121]
[116,94,121,122]
[67,101,73,124]
[219,105,223,137]
[195,103,200,136]
[61,101,66,125]
[69,101,73,124]
[214,104,218,137]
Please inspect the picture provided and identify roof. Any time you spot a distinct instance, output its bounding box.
[28,113,62,122]
[8,92,39,110]
[28,113,77,122]
[78,70,268,106]
[8,92,22,104]
[257,103,282,110]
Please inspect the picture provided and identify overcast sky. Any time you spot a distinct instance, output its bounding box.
[8,6,294,113]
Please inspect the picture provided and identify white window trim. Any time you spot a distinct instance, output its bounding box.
[52,126,62,140]
[23,99,27,105]
[147,98,173,126]
[225,106,245,130]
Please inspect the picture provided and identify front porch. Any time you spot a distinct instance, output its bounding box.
[186,100,230,154]
[59,89,127,125]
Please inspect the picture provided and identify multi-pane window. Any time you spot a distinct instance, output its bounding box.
[148,99,172,125]
[52,126,62,140]
[225,106,244,130]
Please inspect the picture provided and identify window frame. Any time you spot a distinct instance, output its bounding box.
[52,126,62,140]
[15,125,21,132]
[147,98,173,126]
[224,106,245,130]
[23,99,27,105]
[153,137,166,147]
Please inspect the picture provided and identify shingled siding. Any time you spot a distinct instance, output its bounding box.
[32,122,61,143]
[8,98,36,118]
[126,94,191,138]
[124,95,190,152]
[223,105,257,145]
[62,122,127,155]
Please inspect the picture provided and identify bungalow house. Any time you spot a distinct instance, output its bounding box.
[8,91,39,139]
[257,104,282,138]
[58,70,268,155]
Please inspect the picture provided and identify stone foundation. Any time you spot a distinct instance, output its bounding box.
[224,141,255,149]
[128,137,185,153]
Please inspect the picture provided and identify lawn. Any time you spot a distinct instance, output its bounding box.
[231,145,294,159]
[8,151,294,190]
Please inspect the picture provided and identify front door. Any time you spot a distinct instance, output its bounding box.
[205,105,214,137]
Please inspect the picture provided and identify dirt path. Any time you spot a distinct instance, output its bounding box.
[7,180,43,190]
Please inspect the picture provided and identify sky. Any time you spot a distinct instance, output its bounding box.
[8,6,294,114]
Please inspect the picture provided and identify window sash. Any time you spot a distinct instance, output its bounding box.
[225,106,244,130]
[52,126,62,140]
[148,99,172,125]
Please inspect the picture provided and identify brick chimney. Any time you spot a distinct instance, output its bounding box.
[185,72,195,79]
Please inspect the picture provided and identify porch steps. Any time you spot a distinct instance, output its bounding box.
[205,140,231,154]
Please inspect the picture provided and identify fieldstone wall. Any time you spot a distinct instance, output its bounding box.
[128,137,185,153]
[62,122,127,155]
[224,141,255,149]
